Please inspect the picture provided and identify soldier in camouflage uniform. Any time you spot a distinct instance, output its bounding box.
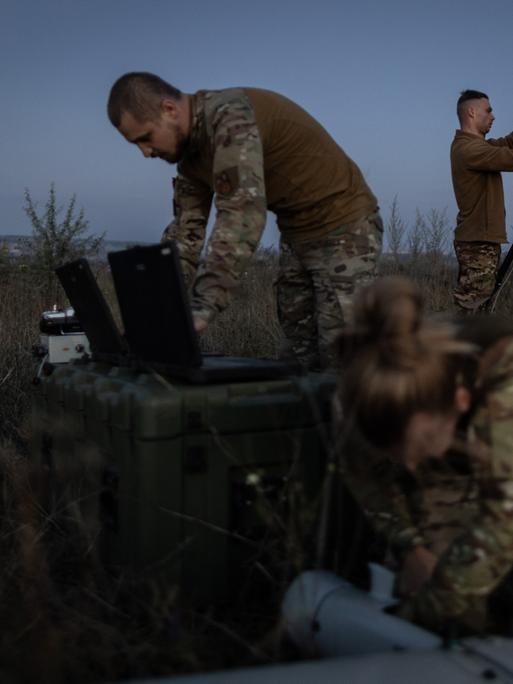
[334,416,479,572]
[107,72,383,368]
[336,275,513,636]
[451,90,513,312]
[397,336,513,635]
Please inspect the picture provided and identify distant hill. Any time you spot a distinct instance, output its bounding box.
[0,234,150,259]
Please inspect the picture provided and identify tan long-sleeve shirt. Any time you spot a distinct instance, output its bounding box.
[451,129,513,243]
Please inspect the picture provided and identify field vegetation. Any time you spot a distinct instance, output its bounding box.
[1,192,513,682]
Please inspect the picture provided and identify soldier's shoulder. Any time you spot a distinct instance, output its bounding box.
[198,87,250,112]
[197,88,255,135]
[451,130,488,155]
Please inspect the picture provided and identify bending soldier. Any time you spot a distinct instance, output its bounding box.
[336,275,513,636]
[107,72,383,368]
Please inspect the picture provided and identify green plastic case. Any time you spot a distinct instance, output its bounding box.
[31,361,336,603]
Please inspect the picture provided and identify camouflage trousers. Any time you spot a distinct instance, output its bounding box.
[276,211,383,369]
[453,240,501,312]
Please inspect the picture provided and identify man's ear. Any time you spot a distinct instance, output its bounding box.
[455,386,472,414]
[161,98,179,119]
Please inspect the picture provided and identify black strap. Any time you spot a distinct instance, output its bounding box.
[483,244,513,312]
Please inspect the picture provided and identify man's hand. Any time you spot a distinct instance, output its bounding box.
[398,546,438,597]
[193,316,208,334]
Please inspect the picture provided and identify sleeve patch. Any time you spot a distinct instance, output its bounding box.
[214,167,239,196]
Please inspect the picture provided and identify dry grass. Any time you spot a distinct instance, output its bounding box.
[0,445,215,683]
[201,249,285,358]
[3,235,512,444]
[0,252,312,680]
[2,210,513,681]
[0,416,331,676]
[0,268,53,445]
[0,436,312,682]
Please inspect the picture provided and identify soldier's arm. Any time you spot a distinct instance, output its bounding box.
[464,137,513,172]
[343,467,427,559]
[338,428,427,560]
[487,131,513,149]
[190,95,267,325]
[397,376,513,634]
[161,174,213,289]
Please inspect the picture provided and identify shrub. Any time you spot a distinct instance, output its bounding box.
[23,184,105,304]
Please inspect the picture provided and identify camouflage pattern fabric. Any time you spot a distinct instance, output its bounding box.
[335,417,430,559]
[162,89,267,324]
[276,212,383,369]
[453,240,500,312]
[397,337,513,635]
[162,88,380,363]
[418,457,479,557]
[162,176,213,289]
[335,407,478,565]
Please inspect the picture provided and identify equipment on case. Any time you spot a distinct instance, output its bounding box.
[107,242,299,382]
[55,259,127,362]
[32,306,91,380]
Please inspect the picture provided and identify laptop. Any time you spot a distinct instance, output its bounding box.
[55,259,128,364]
[107,242,299,383]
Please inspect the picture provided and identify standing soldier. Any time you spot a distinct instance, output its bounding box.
[107,72,383,368]
[451,89,513,312]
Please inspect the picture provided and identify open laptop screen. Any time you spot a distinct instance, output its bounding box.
[107,242,202,368]
[55,258,126,357]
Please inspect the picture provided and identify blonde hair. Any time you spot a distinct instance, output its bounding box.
[337,276,475,448]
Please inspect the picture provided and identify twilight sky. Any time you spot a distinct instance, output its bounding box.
[2,0,513,248]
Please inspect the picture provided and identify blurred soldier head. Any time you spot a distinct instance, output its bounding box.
[336,276,475,472]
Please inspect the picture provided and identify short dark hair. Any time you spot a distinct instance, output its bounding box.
[107,72,182,127]
[457,89,488,119]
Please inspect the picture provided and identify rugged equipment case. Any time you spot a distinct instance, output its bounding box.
[33,245,336,603]
[32,361,335,603]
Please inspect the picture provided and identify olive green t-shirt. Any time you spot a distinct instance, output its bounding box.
[245,88,378,241]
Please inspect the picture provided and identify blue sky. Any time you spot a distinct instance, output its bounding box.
[3,0,513,248]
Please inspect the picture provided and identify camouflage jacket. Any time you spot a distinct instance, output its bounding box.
[397,337,513,635]
[337,423,429,557]
[162,88,377,323]
[162,89,266,323]
[337,423,478,562]
[339,337,513,634]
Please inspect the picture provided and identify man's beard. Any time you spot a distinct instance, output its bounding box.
[160,124,189,164]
